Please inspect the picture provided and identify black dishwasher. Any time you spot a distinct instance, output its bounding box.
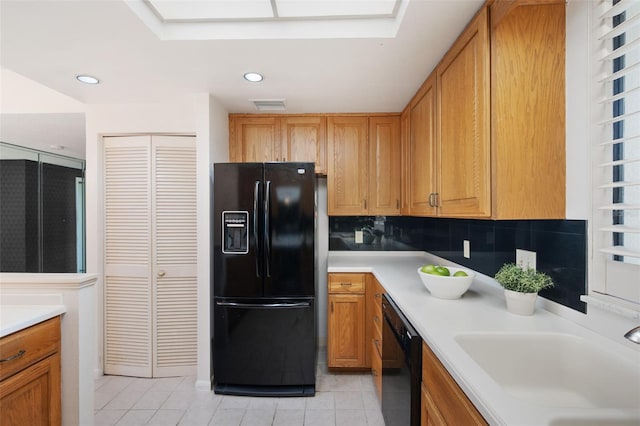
[381,294,422,426]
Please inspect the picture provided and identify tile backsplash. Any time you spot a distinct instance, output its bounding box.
[329,216,587,313]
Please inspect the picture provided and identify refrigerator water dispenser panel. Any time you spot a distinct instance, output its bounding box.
[222,211,249,254]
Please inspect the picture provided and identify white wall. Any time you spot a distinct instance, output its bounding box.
[84,95,229,380]
[195,94,229,389]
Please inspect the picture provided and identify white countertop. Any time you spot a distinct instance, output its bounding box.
[0,304,66,338]
[328,251,640,426]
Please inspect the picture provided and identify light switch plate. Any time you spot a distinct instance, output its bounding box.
[355,230,363,244]
[516,249,536,270]
[463,240,470,258]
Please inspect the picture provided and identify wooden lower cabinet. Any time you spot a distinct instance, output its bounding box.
[0,317,61,426]
[421,342,487,425]
[328,273,367,368]
[421,383,446,426]
[328,293,366,368]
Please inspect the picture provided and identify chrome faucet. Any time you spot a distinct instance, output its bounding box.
[624,326,640,344]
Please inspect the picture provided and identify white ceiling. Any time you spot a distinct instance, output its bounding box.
[0,0,483,158]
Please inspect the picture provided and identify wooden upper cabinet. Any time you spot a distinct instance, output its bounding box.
[400,106,411,215]
[229,115,327,174]
[490,2,565,219]
[409,73,438,216]
[436,6,491,218]
[280,116,327,174]
[229,116,281,162]
[369,116,401,215]
[327,116,369,215]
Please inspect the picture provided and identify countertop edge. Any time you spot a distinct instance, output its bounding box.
[0,305,66,338]
[0,273,98,289]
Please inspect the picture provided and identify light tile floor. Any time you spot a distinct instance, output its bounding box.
[94,350,385,426]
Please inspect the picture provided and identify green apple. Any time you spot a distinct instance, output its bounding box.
[434,266,450,276]
[421,264,437,274]
[453,270,468,277]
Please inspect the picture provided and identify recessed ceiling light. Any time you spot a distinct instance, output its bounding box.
[76,74,99,84]
[49,145,65,150]
[244,72,263,82]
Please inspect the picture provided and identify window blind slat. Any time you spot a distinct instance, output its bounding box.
[599,10,640,40]
[598,158,640,167]
[599,225,640,233]
[599,0,633,19]
[600,36,640,61]
[600,246,640,258]
[599,134,640,146]
[598,180,640,188]
[598,108,640,125]
[599,203,640,210]
[598,60,640,83]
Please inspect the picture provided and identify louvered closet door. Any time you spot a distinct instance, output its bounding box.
[104,136,153,377]
[104,135,197,378]
[151,135,197,377]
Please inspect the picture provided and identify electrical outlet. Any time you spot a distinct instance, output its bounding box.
[516,249,537,270]
[355,230,363,244]
[463,240,470,259]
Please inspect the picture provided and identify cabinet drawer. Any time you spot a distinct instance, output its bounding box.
[0,317,61,381]
[328,273,365,293]
[422,342,487,425]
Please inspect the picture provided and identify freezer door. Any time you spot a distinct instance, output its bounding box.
[263,163,315,297]
[213,298,316,395]
[213,163,264,298]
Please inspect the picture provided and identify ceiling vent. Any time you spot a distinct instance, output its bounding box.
[251,99,286,111]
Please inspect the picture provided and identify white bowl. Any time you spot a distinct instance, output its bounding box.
[417,266,475,299]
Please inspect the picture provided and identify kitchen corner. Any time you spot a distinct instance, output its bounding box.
[328,251,640,425]
[0,273,98,426]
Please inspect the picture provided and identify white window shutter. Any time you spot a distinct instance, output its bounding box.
[593,0,640,305]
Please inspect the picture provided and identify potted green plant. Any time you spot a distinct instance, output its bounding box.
[494,263,554,315]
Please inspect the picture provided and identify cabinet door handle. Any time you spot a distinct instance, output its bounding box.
[396,199,400,209]
[364,199,367,209]
[0,349,25,363]
[374,292,381,299]
[374,315,380,323]
[340,282,352,287]
[331,301,334,313]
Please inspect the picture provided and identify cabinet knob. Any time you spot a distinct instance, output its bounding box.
[158,270,166,277]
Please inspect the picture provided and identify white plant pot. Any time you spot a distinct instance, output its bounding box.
[504,289,538,316]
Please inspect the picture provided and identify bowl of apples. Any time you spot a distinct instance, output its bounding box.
[417,265,475,299]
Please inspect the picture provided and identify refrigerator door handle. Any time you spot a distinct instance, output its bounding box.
[264,180,272,277]
[216,301,311,309]
[253,180,261,278]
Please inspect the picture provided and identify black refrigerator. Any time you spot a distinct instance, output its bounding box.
[212,162,316,396]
